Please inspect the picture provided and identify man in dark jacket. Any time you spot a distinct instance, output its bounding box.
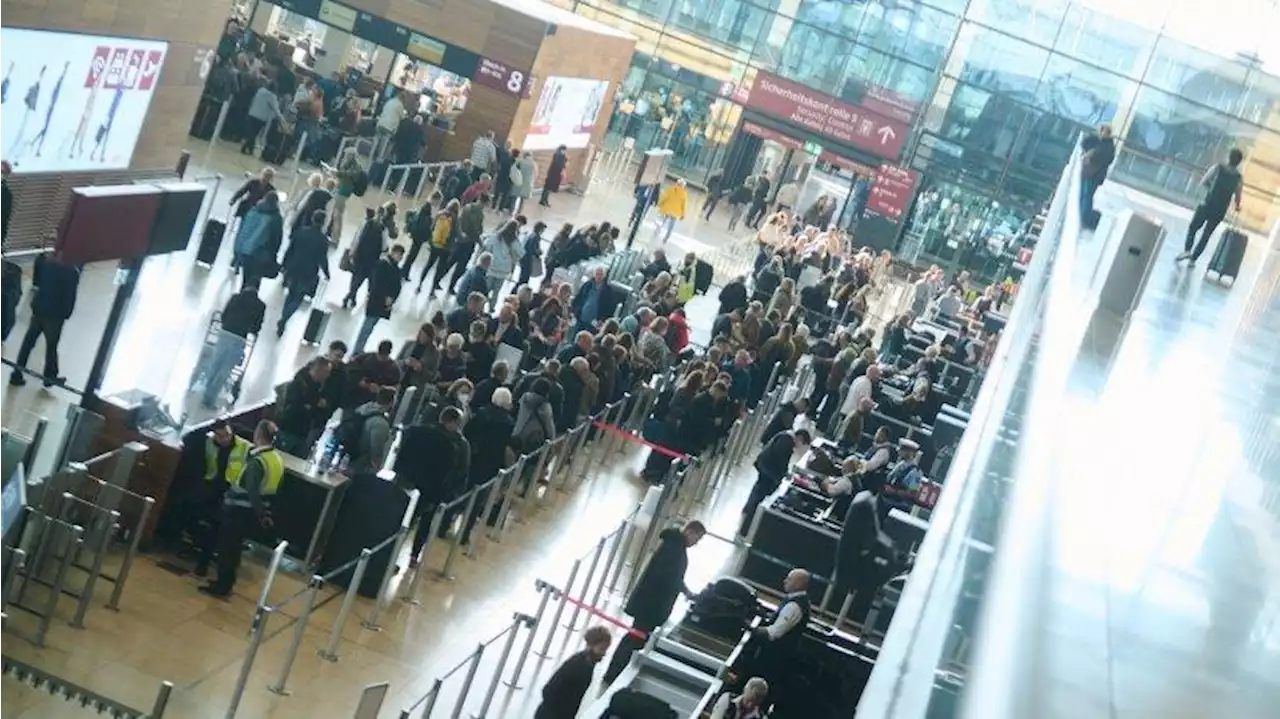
[535,626,613,719]
[717,275,749,316]
[556,356,587,432]
[1079,124,1115,227]
[570,267,622,333]
[200,283,265,408]
[447,292,486,336]
[401,196,436,281]
[455,252,491,305]
[353,245,404,354]
[761,398,808,447]
[276,357,330,454]
[399,406,465,565]
[10,252,80,388]
[276,210,331,336]
[640,249,671,282]
[604,520,706,684]
[746,174,771,229]
[738,429,810,537]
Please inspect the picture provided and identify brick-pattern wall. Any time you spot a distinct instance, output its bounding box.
[4,0,234,171]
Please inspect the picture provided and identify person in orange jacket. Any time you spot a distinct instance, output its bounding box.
[654,178,688,244]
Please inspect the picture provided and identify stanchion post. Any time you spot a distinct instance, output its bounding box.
[151,681,174,718]
[477,614,526,717]
[474,475,504,549]
[37,524,82,646]
[590,522,624,609]
[107,496,152,611]
[71,509,118,628]
[204,100,230,168]
[536,560,579,658]
[534,441,557,509]
[257,539,290,610]
[419,679,443,719]
[492,457,525,539]
[319,548,372,662]
[504,583,551,689]
[404,503,445,603]
[565,536,604,630]
[268,574,323,695]
[450,644,485,719]
[435,490,475,582]
[225,606,273,719]
[607,520,635,592]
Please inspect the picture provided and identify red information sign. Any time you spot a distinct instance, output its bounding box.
[741,121,803,151]
[473,57,531,98]
[744,72,909,160]
[866,163,918,223]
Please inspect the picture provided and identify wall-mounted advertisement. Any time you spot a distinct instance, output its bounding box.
[1,28,168,174]
[524,76,609,152]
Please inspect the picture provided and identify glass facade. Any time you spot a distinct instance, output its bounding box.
[551,0,1280,273]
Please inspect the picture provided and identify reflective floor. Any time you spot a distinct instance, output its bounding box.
[0,140,773,718]
[1010,186,1280,719]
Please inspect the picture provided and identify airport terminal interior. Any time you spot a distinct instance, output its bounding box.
[1,0,1278,718]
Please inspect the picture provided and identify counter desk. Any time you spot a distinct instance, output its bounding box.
[272,454,351,570]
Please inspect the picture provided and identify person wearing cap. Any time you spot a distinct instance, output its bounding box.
[881,438,924,518]
[0,159,12,245]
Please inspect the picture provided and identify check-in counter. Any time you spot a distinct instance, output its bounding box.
[272,453,351,569]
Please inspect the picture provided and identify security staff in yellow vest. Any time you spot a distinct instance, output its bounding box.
[161,421,249,551]
[198,420,285,599]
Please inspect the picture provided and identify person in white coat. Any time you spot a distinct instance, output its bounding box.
[514,150,537,215]
[480,218,523,306]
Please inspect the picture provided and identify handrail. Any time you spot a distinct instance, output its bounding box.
[855,140,1087,718]
[1,654,173,718]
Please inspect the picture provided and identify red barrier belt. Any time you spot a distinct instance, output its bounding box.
[591,420,687,460]
[549,588,649,640]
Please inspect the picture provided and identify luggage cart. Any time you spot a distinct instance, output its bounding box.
[188,311,257,405]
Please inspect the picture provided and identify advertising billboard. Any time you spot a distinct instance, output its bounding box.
[1,28,168,174]
[524,76,609,152]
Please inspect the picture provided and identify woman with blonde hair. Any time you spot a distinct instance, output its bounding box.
[289,171,333,238]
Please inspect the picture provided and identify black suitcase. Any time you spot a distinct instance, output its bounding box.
[302,307,330,345]
[1206,227,1247,284]
[606,689,676,719]
[196,218,225,266]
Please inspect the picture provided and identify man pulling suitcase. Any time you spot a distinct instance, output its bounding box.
[1176,148,1244,268]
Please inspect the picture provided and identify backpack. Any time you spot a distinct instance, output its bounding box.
[338,411,375,460]
[351,169,370,197]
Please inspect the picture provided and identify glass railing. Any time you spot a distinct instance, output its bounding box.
[855,140,1087,718]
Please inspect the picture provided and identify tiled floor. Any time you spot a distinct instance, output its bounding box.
[0,138,778,718]
[985,187,1280,718]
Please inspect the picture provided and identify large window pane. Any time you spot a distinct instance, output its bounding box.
[1010,111,1087,176]
[1123,84,1239,169]
[855,0,960,72]
[926,83,1035,160]
[576,5,662,55]
[839,44,937,116]
[953,23,1051,101]
[776,21,852,95]
[1034,54,1130,126]
[1237,69,1280,129]
[1145,36,1260,117]
[964,0,1069,48]
[609,0,677,24]
[669,0,775,55]
[1163,0,1279,69]
[794,0,871,37]
[1053,4,1155,81]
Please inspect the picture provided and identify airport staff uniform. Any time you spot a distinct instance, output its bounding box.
[173,431,250,557]
[751,590,810,711]
[201,444,284,597]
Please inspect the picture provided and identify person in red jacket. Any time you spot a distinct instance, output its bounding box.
[666,308,690,354]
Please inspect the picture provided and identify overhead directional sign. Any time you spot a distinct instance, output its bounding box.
[744,71,909,160]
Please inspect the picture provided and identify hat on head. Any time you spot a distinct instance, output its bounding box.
[899,438,920,452]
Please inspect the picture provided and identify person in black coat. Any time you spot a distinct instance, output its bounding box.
[535,626,613,719]
[9,252,80,388]
[604,520,706,684]
[718,275,749,316]
[343,205,398,308]
[399,406,466,565]
[517,220,545,286]
[353,245,405,354]
[276,357,330,454]
[761,398,809,447]
[201,283,266,408]
[738,429,811,537]
[640,249,671,282]
[276,210,332,335]
[401,195,437,281]
[539,145,567,207]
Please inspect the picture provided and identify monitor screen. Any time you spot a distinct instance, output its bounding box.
[0,28,169,174]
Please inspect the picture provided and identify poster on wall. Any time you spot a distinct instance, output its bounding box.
[524,76,609,152]
[1,28,168,174]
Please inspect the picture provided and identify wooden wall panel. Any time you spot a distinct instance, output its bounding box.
[5,0,232,171]
[509,25,635,190]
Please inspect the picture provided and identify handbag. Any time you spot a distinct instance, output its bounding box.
[530,254,545,277]
[339,248,354,272]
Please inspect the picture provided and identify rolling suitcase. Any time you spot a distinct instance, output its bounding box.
[1206,226,1247,285]
[196,218,225,266]
[302,307,330,345]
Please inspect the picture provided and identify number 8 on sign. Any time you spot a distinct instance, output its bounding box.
[507,71,524,94]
